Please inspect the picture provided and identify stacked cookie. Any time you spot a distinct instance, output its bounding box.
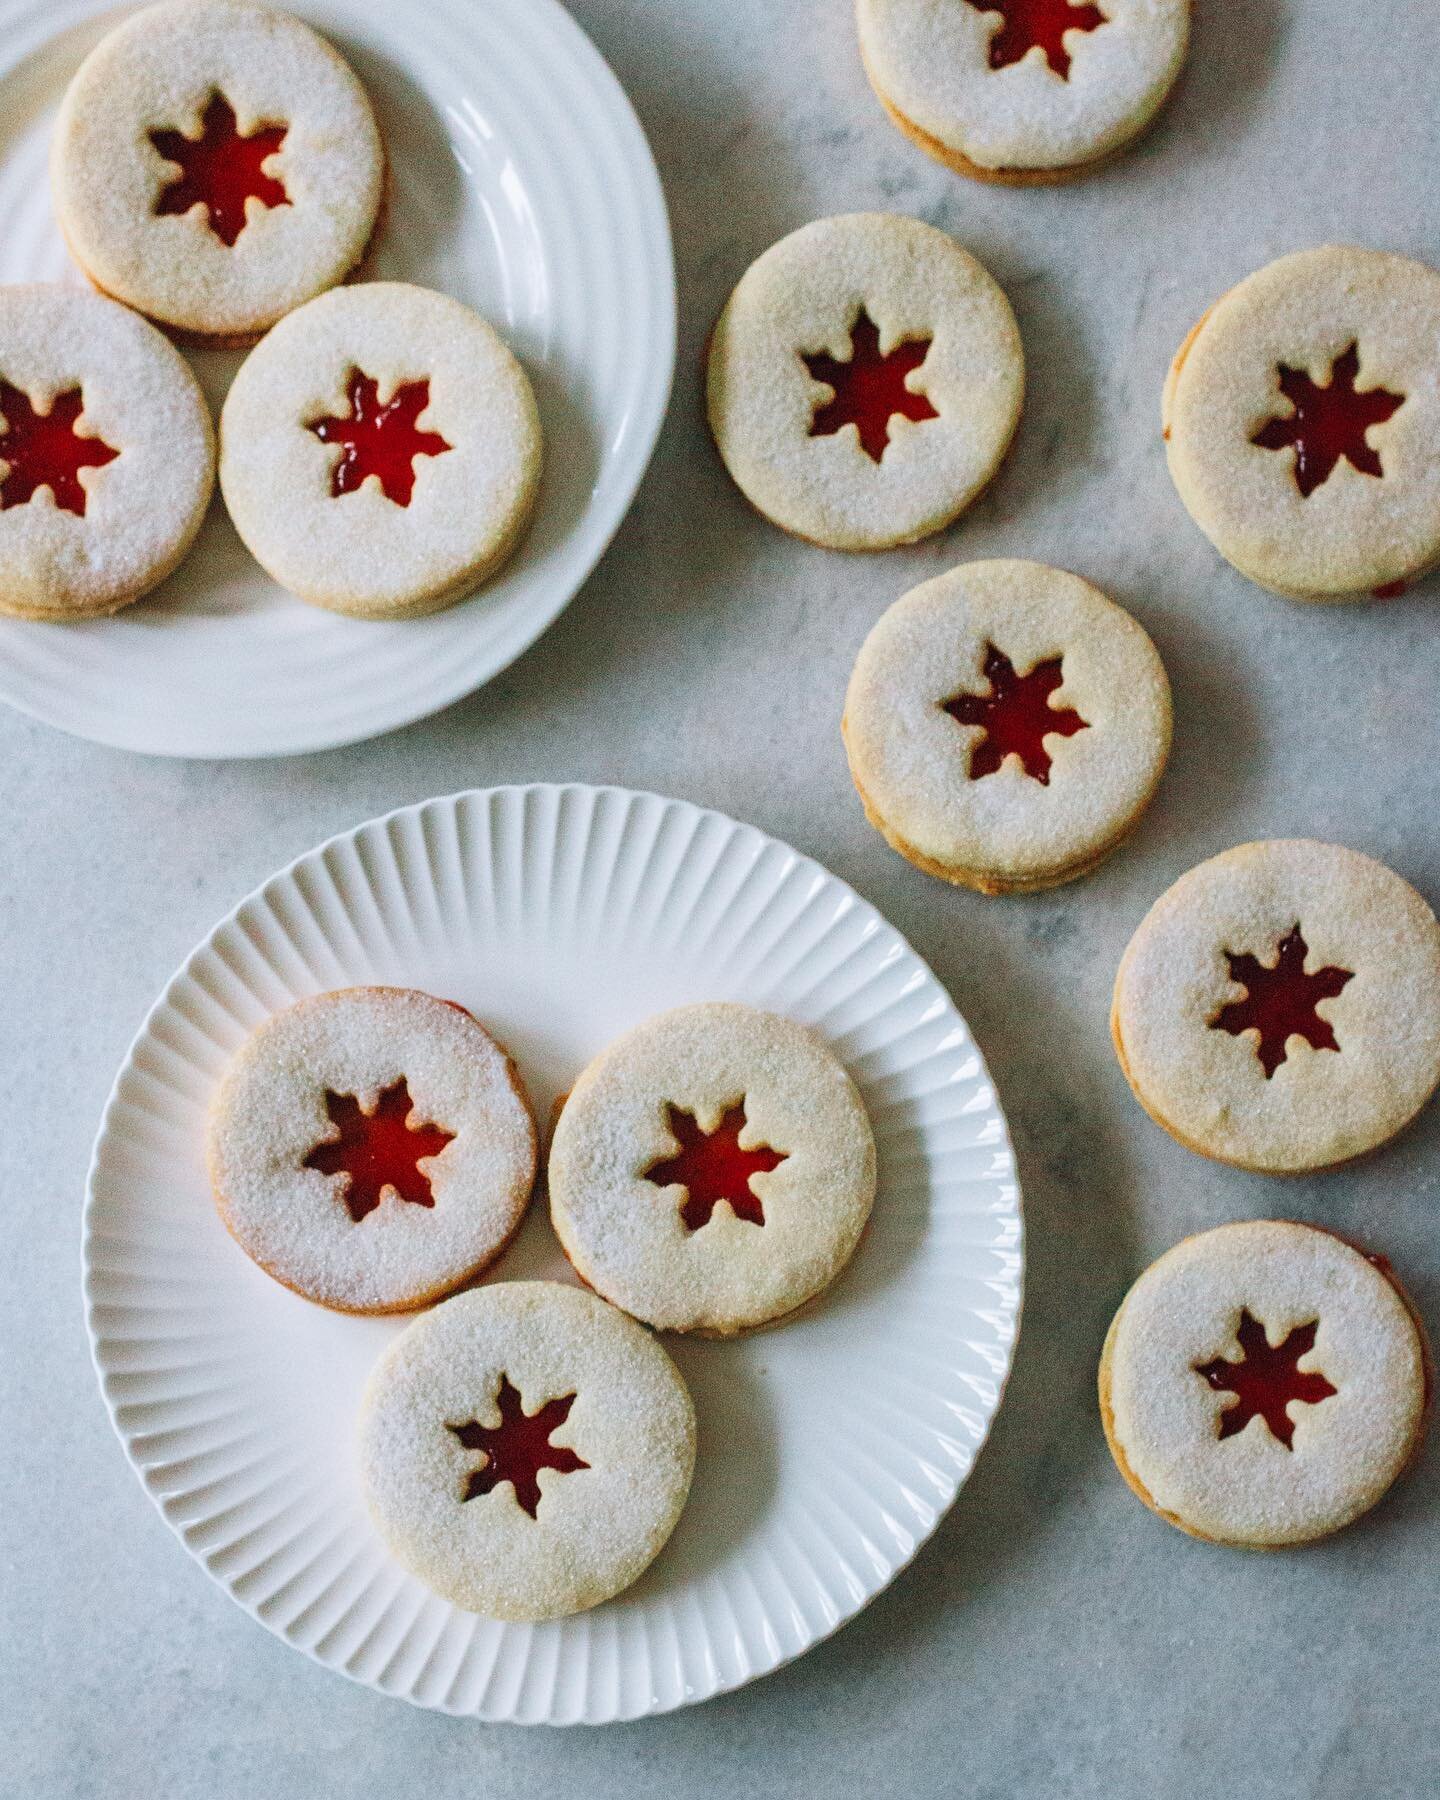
[207,989,876,1620]
[2,0,540,623]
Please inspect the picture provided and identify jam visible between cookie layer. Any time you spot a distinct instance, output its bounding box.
[966,0,1108,79]
[449,1377,589,1517]
[0,380,119,517]
[1251,343,1405,499]
[940,643,1089,785]
[1194,1310,1337,1450]
[1208,925,1353,1080]
[802,309,939,463]
[307,370,454,506]
[150,92,290,249]
[302,1077,454,1222]
[643,1101,788,1231]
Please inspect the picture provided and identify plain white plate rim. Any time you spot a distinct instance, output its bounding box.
[82,783,1025,1721]
[0,0,676,758]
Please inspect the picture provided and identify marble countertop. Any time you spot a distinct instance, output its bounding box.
[3,0,1437,1794]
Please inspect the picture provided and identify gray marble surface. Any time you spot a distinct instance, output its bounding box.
[4,0,1439,1793]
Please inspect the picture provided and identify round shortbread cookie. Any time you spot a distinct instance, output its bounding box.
[219,282,542,617]
[0,284,214,620]
[857,0,1190,184]
[549,1004,878,1336]
[844,559,1171,894]
[1112,841,1440,1174]
[1164,247,1440,600]
[1099,1221,1429,1548]
[359,1282,696,1620]
[207,987,538,1313]
[707,213,1023,550]
[52,0,384,345]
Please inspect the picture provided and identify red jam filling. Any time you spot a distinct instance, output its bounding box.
[966,0,1108,78]
[150,92,289,249]
[449,1377,589,1517]
[1373,580,1408,600]
[0,380,119,517]
[1209,925,1353,1080]
[643,1101,788,1231]
[1251,343,1405,499]
[302,1077,454,1223]
[307,369,453,507]
[941,643,1089,784]
[1194,1310,1337,1450]
[801,309,938,463]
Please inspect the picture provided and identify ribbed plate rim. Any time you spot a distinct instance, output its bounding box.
[82,784,1024,1721]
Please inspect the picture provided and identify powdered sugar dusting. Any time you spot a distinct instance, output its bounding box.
[52,0,384,338]
[219,282,542,616]
[1114,840,1440,1171]
[1107,1221,1427,1545]
[207,987,537,1311]
[0,284,214,619]
[857,0,1189,172]
[1166,247,1440,598]
[549,1002,878,1334]
[707,213,1023,550]
[845,559,1171,887]
[359,1282,696,1620]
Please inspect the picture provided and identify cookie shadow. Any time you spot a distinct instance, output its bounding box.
[1117,589,1270,866]
[1160,0,1292,154]
[953,259,1106,530]
[331,41,469,287]
[619,1345,780,1598]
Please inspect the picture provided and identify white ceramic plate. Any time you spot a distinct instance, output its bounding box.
[84,786,1023,1722]
[0,0,673,757]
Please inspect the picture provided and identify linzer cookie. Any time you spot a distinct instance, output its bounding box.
[857,0,1190,184]
[359,1282,696,1619]
[549,1003,877,1335]
[207,987,537,1313]
[1112,841,1440,1173]
[707,213,1023,550]
[1100,1221,1429,1547]
[53,1,384,345]
[219,282,542,617]
[1164,247,1440,600]
[0,285,214,620]
[844,559,1171,894]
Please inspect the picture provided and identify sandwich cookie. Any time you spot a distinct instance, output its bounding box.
[1100,1221,1429,1547]
[360,1282,696,1619]
[844,559,1171,893]
[1112,840,1440,1173]
[207,986,537,1312]
[549,1003,877,1335]
[707,213,1023,550]
[53,0,385,345]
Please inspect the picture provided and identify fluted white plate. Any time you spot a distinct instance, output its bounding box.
[0,0,673,756]
[84,786,1023,1722]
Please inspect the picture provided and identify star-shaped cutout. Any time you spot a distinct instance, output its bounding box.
[966,0,1109,79]
[643,1101,788,1231]
[1209,925,1354,1080]
[1194,1310,1337,1450]
[307,369,454,507]
[940,643,1089,784]
[302,1076,454,1223]
[1251,342,1405,499]
[0,380,119,517]
[449,1376,589,1518]
[801,309,939,463]
[150,92,290,249]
